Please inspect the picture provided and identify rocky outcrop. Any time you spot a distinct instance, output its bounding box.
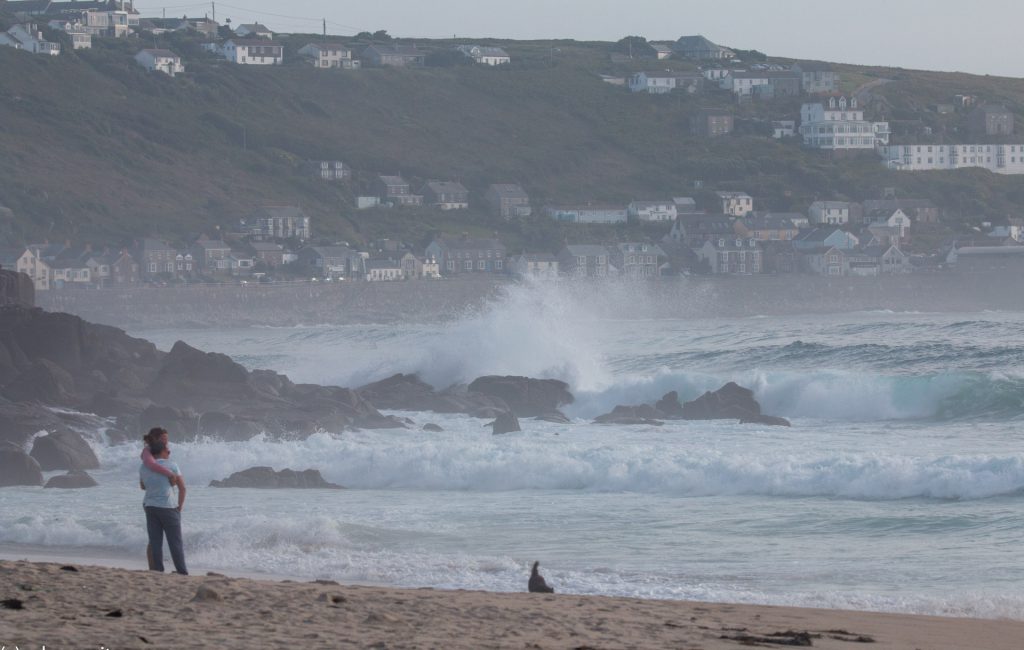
[466,376,574,417]
[209,466,342,489]
[356,373,510,416]
[593,404,664,426]
[29,429,100,471]
[489,411,521,434]
[0,400,66,447]
[0,270,34,309]
[740,414,792,427]
[682,382,761,420]
[0,443,44,486]
[421,423,444,432]
[44,469,99,489]
[2,359,77,405]
[593,385,789,427]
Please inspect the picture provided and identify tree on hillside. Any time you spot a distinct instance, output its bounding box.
[613,35,649,56]
[425,49,473,67]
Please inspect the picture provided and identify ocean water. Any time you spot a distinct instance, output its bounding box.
[2,281,1023,620]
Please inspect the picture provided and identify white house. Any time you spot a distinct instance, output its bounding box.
[808,201,853,225]
[772,120,796,138]
[456,45,510,65]
[509,253,559,279]
[48,20,91,49]
[866,207,911,239]
[799,95,890,150]
[219,39,283,65]
[719,71,770,97]
[0,24,60,55]
[134,49,184,76]
[298,43,359,69]
[234,23,273,39]
[716,191,753,217]
[629,71,701,94]
[628,200,678,222]
[877,143,1024,175]
[545,205,628,224]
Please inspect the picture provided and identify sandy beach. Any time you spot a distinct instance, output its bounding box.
[2,559,1022,649]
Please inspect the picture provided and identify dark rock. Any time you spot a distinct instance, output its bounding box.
[198,411,262,441]
[467,376,574,417]
[138,404,199,441]
[594,404,665,425]
[45,469,99,489]
[191,585,221,602]
[1,598,25,610]
[357,374,512,418]
[654,391,685,419]
[0,400,66,448]
[421,423,444,432]
[2,359,77,405]
[0,269,34,308]
[88,392,152,418]
[59,565,78,571]
[489,411,521,434]
[30,429,99,471]
[535,410,571,424]
[0,443,43,486]
[740,414,792,427]
[209,466,343,489]
[682,382,761,420]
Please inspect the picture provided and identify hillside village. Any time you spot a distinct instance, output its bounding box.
[1,0,1023,289]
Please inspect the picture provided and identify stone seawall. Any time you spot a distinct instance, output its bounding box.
[37,273,1021,330]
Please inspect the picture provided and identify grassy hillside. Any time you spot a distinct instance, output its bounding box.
[0,30,1022,252]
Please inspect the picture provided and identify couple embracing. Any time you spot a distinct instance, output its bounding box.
[139,427,188,575]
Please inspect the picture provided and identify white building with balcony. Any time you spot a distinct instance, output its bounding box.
[799,95,889,150]
[877,143,1024,175]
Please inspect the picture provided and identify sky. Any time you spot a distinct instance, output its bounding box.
[134,0,1024,78]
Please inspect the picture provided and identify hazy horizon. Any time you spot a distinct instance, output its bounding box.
[133,0,1024,78]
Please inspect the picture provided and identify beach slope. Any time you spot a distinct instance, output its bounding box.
[2,560,1022,649]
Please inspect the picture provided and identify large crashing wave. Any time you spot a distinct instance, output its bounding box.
[86,434,1024,501]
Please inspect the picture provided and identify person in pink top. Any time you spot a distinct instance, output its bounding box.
[141,427,178,569]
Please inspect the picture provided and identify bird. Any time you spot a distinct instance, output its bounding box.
[528,561,554,593]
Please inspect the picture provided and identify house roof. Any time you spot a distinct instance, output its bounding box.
[258,205,307,220]
[423,181,468,194]
[616,242,666,256]
[193,239,229,250]
[378,175,408,186]
[511,253,557,263]
[365,44,424,57]
[139,238,175,253]
[303,42,350,52]
[562,245,610,257]
[548,204,626,212]
[366,258,402,270]
[716,191,751,199]
[304,245,354,258]
[488,183,529,199]
[630,200,675,209]
[810,200,853,210]
[236,23,271,32]
[796,227,848,243]
[434,236,505,251]
[226,39,282,48]
[744,213,798,230]
[974,104,1012,115]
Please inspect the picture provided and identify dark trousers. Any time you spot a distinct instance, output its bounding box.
[144,505,188,575]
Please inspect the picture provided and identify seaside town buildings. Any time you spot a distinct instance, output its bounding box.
[799,96,891,150]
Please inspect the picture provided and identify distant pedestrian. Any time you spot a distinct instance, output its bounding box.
[139,439,188,575]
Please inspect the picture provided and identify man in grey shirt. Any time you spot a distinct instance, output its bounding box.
[139,440,188,575]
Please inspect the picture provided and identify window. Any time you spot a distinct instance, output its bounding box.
[495,260,503,270]
[464,260,473,270]
[446,260,455,271]
[477,260,486,270]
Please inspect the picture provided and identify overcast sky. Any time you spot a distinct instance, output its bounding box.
[136,0,1023,78]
